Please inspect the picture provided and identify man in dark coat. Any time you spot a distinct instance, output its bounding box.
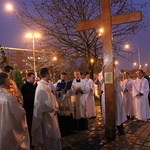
[21,72,37,147]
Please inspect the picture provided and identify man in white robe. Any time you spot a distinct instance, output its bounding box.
[121,72,134,119]
[0,72,29,150]
[31,68,62,150]
[71,71,89,130]
[132,69,150,121]
[84,71,96,118]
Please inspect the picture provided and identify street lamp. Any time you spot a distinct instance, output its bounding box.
[114,60,118,65]
[145,63,148,71]
[133,62,137,66]
[26,32,41,75]
[5,3,13,12]
[98,28,104,37]
[124,44,141,69]
[90,58,94,64]
[53,56,57,82]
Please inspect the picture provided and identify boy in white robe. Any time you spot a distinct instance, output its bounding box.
[84,71,96,118]
[0,72,29,150]
[121,72,134,119]
[31,68,62,150]
[98,66,127,136]
[132,69,150,121]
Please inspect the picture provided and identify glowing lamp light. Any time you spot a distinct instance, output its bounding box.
[114,61,118,65]
[5,3,13,11]
[98,28,104,36]
[53,56,57,61]
[124,44,130,49]
[90,58,94,63]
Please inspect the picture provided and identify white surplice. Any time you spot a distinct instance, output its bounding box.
[71,79,89,119]
[98,68,127,126]
[132,77,150,120]
[31,80,61,150]
[84,78,96,118]
[0,87,29,150]
[121,78,134,116]
[98,71,105,120]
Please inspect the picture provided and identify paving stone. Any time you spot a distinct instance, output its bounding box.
[62,106,150,150]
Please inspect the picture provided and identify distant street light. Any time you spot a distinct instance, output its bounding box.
[5,3,13,12]
[90,58,94,64]
[98,28,104,37]
[124,44,141,69]
[53,56,57,82]
[124,44,130,49]
[133,62,137,66]
[145,63,148,71]
[114,60,118,65]
[26,32,41,75]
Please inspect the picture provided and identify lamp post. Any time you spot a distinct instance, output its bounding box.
[124,44,141,69]
[137,49,141,69]
[26,33,41,75]
[53,56,57,82]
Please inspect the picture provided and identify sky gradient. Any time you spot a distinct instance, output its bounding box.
[0,0,150,71]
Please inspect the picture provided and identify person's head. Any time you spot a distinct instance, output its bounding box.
[26,72,35,84]
[0,72,10,89]
[125,72,130,79]
[40,68,51,81]
[3,65,14,79]
[60,72,67,81]
[136,69,145,79]
[74,71,81,79]
[85,71,90,79]
[80,72,85,79]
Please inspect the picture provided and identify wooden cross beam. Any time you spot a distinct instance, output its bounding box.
[76,0,142,139]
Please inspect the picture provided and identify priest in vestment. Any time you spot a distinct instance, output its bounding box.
[3,65,23,106]
[0,72,29,150]
[31,68,62,150]
[132,69,150,121]
[54,72,74,135]
[71,71,90,130]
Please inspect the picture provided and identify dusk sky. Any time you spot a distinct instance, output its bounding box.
[0,0,150,71]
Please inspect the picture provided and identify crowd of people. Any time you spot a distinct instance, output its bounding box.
[0,65,150,150]
[0,66,96,150]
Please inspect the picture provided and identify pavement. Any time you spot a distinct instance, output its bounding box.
[61,106,150,150]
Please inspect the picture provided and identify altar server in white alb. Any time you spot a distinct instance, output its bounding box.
[0,72,29,150]
[71,71,90,130]
[31,68,62,150]
[132,69,150,121]
[84,71,96,118]
[121,72,134,119]
[98,66,127,136]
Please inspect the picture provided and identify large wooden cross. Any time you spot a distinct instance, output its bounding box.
[76,0,142,139]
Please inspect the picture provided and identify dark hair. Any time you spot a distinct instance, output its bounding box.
[27,72,35,78]
[85,71,90,76]
[3,65,14,73]
[0,72,8,85]
[40,68,49,78]
[137,69,144,74]
[61,72,67,75]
